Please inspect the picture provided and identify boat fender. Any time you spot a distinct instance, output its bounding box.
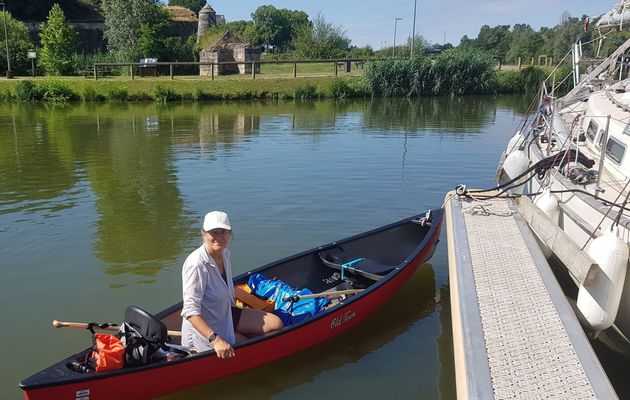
[502,150,529,194]
[577,226,629,331]
[533,187,559,223]
[506,130,525,152]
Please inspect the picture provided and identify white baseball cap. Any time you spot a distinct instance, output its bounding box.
[203,211,231,231]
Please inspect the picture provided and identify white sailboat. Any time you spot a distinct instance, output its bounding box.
[496,1,630,355]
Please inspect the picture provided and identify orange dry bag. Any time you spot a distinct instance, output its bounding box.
[91,333,125,372]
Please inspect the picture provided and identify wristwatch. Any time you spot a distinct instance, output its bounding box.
[208,333,218,343]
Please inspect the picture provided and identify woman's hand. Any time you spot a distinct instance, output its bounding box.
[212,336,235,359]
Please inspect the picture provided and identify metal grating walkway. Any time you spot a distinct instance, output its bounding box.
[445,193,617,400]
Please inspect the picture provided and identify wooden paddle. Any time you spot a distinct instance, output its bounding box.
[52,320,182,337]
[282,288,364,302]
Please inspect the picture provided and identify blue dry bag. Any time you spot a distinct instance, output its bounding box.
[247,273,330,326]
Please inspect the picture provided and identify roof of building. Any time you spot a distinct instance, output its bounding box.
[200,30,252,51]
[164,6,197,22]
[200,4,216,14]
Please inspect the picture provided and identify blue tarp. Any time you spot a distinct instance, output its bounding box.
[247,273,330,326]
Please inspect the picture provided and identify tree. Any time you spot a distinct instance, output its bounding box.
[506,24,542,63]
[292,14,350,59]
[39,4,78,75]
[0,11,33,76]
[475,25,512,61]
[406,34,430,56]
[249,6,308,52]
[168,0,206,13]
[101,0,170,61]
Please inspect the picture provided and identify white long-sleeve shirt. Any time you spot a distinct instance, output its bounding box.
[181,245,236,351]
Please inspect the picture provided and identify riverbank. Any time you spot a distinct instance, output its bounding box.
[0,67,549,103]
[0,76,369,103]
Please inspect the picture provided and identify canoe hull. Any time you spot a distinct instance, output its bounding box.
[21,210,442,400]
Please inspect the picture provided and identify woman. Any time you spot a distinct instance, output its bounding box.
[180,211,283,358]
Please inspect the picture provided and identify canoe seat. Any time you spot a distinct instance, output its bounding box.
[125,305,168,346]
[318,247,394,281]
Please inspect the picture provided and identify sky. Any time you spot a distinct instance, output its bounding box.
[206,0,611,48]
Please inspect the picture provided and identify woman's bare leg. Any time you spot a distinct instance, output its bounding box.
[235,308,283,337]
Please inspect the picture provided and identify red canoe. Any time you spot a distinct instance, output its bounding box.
[20,209,443,400]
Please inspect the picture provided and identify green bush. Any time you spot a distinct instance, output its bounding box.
[431,48,497,95]
[497,67,550,95]
[82,86,105,102]
[0,88,13,101]
[154,85,180,103]
[365,49,497,97]
[15,80,41,101]
[39,80,77,102]
[128,91,152,102]
[497,71,521,94]
[519,66,547,95]
[194,88,219,101]
[294,85,318,100]
[330,79,352,99]
[106,86,129,101]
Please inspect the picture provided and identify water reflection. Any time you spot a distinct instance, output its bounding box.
[0,97,515,280]
[0,105,78,214]
[363,96,500,133]
[161,265,438,400]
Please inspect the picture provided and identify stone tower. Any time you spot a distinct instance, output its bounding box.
[197,3,217,43]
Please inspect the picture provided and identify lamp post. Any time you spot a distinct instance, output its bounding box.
[393,17,402,58]
[0,2,11,79]
[411,0,417,57]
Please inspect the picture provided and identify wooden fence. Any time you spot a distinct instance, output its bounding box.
[92,59,374,80]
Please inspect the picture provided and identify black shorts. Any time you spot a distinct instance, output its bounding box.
[231,306,242,329]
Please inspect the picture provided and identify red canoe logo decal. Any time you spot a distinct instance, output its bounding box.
[330,311,356,329]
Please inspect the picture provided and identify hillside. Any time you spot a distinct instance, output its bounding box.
[8,0,103,22]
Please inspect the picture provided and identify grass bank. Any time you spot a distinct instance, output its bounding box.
[0,75,369,103]
[0,64,557,104]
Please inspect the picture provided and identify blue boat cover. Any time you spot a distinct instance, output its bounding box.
[247,273,330,326]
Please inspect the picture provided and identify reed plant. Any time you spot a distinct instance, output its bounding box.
[365,48,497,97]
[39,81,78,102]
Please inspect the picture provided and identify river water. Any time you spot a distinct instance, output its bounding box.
[1,96,598,399]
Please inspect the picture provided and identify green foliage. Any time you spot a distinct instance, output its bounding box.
[168,0,206,13]
[154,85,180,103]
[365,56,433,97]
[431,48,497,95]
[0,88,13,101]
[7,0,102,21]
[15,80,41,101]
[518,66,548,95]
[506,24,543,63]
[496,67,550,95]
[71,52,115,75]
[39,80,77,102]
[365,48,497,97]
[106,86,129,101]
[0,11,34,76]
[128,91,152,101]
[330,79,352,99]
[249,6,308,52]
[101,0,171,61]
[294,85,318,99]
[81,86,105,101]
[198,21,252,50]
[292,14,350,59]
[348,45,375,58]
[194,88,220,100]
[39,4,78,75]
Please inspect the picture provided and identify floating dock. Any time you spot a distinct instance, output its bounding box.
[445,192,618,399]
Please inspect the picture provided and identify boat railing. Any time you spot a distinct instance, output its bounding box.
[606,88,630,112]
